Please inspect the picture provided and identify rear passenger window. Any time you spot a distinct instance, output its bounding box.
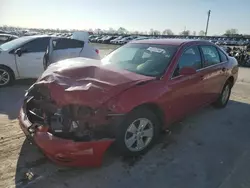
[173,46,202,77]
[200,46,220,67]
[54,39,84,50]
[218,49,228,62]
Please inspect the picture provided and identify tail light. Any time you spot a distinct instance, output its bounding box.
[95,49,99,54]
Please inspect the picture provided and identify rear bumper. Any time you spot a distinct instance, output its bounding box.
[18,108,114,167]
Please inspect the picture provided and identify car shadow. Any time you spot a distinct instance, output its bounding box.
[13,99,250,188]
[0,79,35,120]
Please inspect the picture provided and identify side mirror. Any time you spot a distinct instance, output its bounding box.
[179,67,196,76]
[14,48,22,57]
[15,48,28,57]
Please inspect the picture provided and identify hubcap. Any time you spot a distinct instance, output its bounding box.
[124,118,154,152]
[222,85,230,104]
[0,69,10,86]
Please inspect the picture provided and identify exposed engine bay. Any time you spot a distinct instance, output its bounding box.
[24,84,119,142]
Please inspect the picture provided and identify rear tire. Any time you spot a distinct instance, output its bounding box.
[115,108,160,156]
[0,66,14,87]
[212,81,232,108]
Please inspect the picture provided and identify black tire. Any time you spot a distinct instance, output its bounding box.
[213,81,232,108]
[0,66,14,87]
[115,107,160,156]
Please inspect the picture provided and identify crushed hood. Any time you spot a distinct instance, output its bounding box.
[36,57,154,108]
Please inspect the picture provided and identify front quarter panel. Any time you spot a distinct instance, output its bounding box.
[106,80,167,114]
[0,51,18,78]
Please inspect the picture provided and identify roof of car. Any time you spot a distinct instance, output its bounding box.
[131,39,211,46]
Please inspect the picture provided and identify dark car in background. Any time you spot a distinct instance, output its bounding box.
[110,36,126,44]
[101,36,118,44]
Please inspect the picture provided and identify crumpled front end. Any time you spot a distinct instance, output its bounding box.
[18,58,155,166]
[19,82,124,167]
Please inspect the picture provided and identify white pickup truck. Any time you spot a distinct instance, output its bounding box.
[0,32,100,87]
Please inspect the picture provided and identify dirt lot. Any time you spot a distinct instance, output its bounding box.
[1,44,250,188]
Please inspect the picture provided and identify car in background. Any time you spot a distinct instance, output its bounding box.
[0,33,100,87]
[101,36,118,44]
[0,34,18,45]
[96,36,108,43]
[117,36,138,44]
[110,36,125,44]
[90,36,103,43]
[133,36,150,41]
[19,39,238,167]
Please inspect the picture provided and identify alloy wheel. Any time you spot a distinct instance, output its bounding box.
[124,118,154,152]
[0,69,10,86]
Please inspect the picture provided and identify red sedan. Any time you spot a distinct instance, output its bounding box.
[19,39,238,167]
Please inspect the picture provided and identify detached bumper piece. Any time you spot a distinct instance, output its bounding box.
[19,107,114,167]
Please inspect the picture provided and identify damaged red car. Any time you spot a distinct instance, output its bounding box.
[19,39,238,167]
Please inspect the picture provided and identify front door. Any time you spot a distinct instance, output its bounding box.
[16,37,50,78]
[164,46,204,123]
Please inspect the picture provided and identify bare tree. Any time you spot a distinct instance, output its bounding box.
[133,31,140,35]
[149,28,154,35]
[180,30,190,36]
[153,30,161,35]
[192,31,196,36]
[94,28,103,34]
[149,29,161,35]
[117,27,127,34]
[162,29,174,35]
[199,30,205,36]
[108,27,116,34]
[225,28,238,36]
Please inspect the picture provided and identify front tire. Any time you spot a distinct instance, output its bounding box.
[0,66,14,87]
[115,108,160,156]
[213,81,232,108]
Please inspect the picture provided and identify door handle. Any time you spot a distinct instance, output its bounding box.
[36,58,42,60]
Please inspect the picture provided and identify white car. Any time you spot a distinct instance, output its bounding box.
[0,34,18,45]
[0,33,100,87]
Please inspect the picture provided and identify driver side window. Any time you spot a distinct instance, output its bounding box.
[172,46,202,77]
[20,37,50,53]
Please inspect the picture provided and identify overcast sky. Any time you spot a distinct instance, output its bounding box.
[1,0,250,35]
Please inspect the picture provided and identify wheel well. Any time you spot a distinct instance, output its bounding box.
[227,76,234,87]
[0,64,15,79]
[134,103,165,128]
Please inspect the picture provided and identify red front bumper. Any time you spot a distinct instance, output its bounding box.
[18,108,114,167]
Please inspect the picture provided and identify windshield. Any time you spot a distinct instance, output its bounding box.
[102,43,178,77]
[0,36,32,51]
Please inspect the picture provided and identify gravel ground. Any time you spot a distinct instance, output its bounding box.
[0,44,250,188]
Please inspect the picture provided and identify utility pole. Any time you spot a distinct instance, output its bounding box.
[205,10,211,36]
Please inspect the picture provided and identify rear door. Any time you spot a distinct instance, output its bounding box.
[46,38,84,66]
[165,46,204,122]
[198,45,228,103]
